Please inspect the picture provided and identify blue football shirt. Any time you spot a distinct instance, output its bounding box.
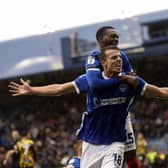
[73,74,147,145]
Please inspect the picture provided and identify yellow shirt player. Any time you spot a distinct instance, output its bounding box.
[136,132,148,167]
[136,132,148,157]
[15,130,36,168]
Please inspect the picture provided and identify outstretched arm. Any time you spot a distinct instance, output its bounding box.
[8,78,76,96]
[144,84,168,99]
[119,75,168,99]
[3,149,15,166]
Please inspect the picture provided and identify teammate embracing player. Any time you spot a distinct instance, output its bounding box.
[8,45,168,168]
[65,26,140,168]
[85,26,140,168]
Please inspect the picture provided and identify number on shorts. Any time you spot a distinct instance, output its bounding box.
[126,132,134,145]
[113,152,122,166]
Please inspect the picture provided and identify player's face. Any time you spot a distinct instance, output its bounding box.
[101,29,119,47]
[12,130,20,141]
[102,49,122,76]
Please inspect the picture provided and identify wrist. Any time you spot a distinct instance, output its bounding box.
[30,87,36,95]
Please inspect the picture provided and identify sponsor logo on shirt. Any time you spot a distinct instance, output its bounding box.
[99,97,126,106]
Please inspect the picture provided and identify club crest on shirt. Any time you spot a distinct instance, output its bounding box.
[87,56,95,64]
[119,83,127,92]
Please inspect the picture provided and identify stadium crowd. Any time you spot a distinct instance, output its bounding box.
[0,56,168,168]
[0,95,85,168]
[0,91,167,167]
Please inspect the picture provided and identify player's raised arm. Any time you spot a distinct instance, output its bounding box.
[8,78,76,96]
[86,49,123,90]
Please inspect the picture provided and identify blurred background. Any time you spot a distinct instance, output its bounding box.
[0,1,168,167]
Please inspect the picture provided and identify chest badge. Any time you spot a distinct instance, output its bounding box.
[87,56,95,64]
[119,83,127,92]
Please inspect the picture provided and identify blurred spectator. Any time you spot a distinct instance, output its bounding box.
[15,129,36,168]
[64,140,82,168]
[146,148,157,168]
[136,132,148,168]
[3,129,20,168]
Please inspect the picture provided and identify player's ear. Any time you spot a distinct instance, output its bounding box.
[99,37,104,44]
[101,60,106,69]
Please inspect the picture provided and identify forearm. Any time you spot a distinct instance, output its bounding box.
[31,82,75,96]
[144,84,168,99]
[31,84,61,96]
[161,88,168,98]
[5,150,15,161]
[86,70,121,90]
[86,52,122,90]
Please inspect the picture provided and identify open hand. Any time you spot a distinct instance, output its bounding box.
[8,78,33,96]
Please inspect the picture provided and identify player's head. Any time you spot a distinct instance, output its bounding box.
[99,45,122,76]
[96,26,119,49]
[137,132,144,140]
[21,128,31,138]
[12,130,20,141]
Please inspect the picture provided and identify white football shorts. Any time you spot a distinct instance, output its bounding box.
[81,141,125,168]
[124,113,136,152]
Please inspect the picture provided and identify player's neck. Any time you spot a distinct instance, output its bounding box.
[99,43,104,50]
[102,71,114,78]
[103,71,118,78]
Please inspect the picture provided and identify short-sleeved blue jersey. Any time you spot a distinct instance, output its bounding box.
[73,74,147,145]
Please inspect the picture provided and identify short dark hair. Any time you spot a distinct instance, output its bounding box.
[21,128,30,137]
[96,26,115,42]
[99,45,119,61]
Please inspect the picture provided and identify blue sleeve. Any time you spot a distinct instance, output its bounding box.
[134,76,147,96]
[68,157,80,168]
[85,50,101,70]
[86,70,122,90]
[85,50,121,90]
[120,51,133,73]
[73,74,88,93]
[86,50,133,72]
